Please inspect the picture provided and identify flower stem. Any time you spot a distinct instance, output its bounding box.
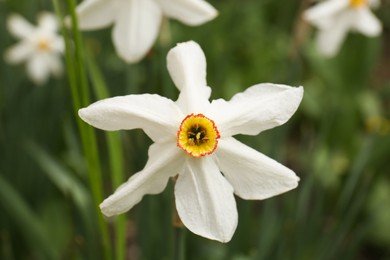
[174,225,186,260]
[85,48,127,260]
[51,1,112,259]
[173,202,186,260]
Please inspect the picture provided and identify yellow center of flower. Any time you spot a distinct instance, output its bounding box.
[37,38,51,51]
[349,0,366,8]
[177,114,220,158]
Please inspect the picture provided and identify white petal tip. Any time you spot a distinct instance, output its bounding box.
[168,41,203,62]
[212,235,233,243]
[169,2,219,26]
[190,9,218,26]
[99,196,131,217]
[183,10,219,26]
[364,24,382,37]
[284,175,300,191]
[7,13,33,38]
[174,40,200,50]
[113,38,148,63]
[99,202,116,217]
[179,217,236,243]
[7,13,23,25]
[78,108,97,127]
[297,85,304,93]
[302,10,315,23]
[78,108,87,120]
[118,51,144,64]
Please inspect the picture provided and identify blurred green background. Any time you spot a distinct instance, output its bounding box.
[1,0,390,259]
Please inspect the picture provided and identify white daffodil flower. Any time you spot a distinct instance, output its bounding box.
[79,41,304,242]
[75,0,218,63]
[4,12,64,85]
[303,0,382,57]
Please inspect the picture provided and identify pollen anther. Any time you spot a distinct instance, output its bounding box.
[177,113,220,158]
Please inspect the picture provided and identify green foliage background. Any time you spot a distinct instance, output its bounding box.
[1,0,390,259]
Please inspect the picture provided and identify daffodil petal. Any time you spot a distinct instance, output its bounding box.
[48,55,64,77]
[303,0,348,29]
[4,41,34,64]
[7,14,34,39]
[112,0,162,63]
[175,156,237,242]
[26,53,51,85]
[315,14,351,57]
[100,142,184,217]
[52,37,65,53]
[38,12,58,33]
[156,0,218,26]
[79,94,182,143]
[167,41,211,114]
[167,41,207,92]
[216,138,299,200]
[76,0,116,30]
[208,84,303,137]
[368,0,380,8]
[353,8,382,36]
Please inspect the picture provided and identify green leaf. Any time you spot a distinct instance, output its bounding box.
[25,142,90,213]
[0,174,58,259]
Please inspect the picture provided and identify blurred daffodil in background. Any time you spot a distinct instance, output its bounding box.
[303,0,382,57]
[4,12,64,85]
[74,0,218,62]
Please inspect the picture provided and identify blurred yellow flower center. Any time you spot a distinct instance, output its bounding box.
[177,114,220,158]
[37,38,51,51]
[349,0,366,8]
[365,116,390,135]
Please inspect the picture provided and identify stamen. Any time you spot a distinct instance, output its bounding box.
[177,114,220,158]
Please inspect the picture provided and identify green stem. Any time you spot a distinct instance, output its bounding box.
[174,226,186,260]
[85,49,126,260]
[107,133,126,260]
[51,1,112,259]
[173,201,185,260]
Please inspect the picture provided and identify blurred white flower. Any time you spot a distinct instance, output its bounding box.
[303,0,382,57]
[75,0,218,63]
[5,12,64,85]
[79,41,303,242]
